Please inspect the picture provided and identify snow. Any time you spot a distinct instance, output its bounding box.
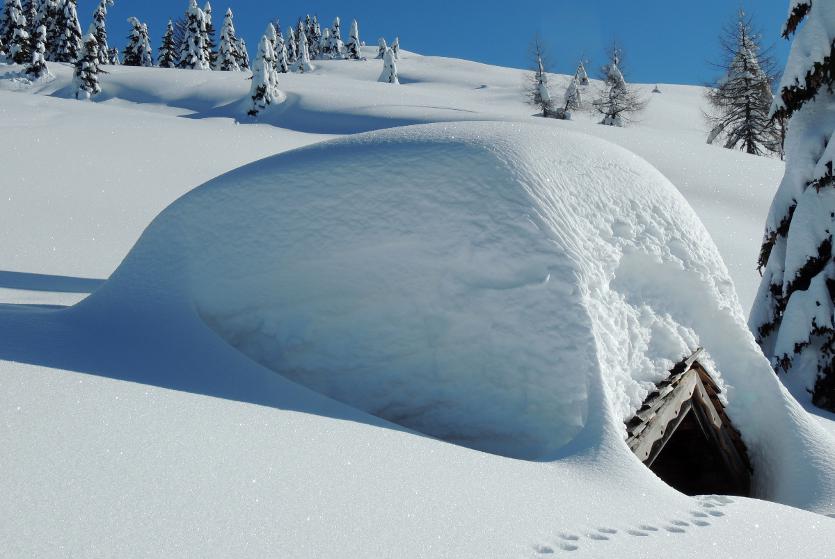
[1,47,833,557]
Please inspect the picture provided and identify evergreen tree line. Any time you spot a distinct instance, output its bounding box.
[0,0,374,73]
[248,17,401,117]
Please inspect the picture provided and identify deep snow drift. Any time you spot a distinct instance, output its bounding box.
[79,122,835,512]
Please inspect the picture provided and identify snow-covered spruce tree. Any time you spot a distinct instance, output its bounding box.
[309,15,321,59]
[593,44,645,126]
[346,19,361,60]
[25,23,50,79]
[178,0,210,70]
[0,1,9,46]
[274,27,289,73]
[328,16,344,58]
[202,1,217,69]
[750,0,835,412]
[391,36,400,59]
[22,0,34,35]
[216,8,240,71]
[73,30,101,100]
[158,19,177,68]
[4,0,30,64]
[108,46,118,64]
[575,59,589,86]
[53,0,82,63]
[526,37,553,117]
[378,46,398,84]
[293,28,314,72]
[705,11,781,156]
[91,0,113,65]
[295,18,304,56]
[319,27,331,59]
[31,0,51,41]
[236,37,249,69]
[376,37,387,59]
[286,26,297,62]
[0,34,5,60]
[123,17,152,67]
[247,25,281,117]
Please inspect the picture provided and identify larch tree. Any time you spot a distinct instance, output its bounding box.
[178,0,210,70]
[91,0,113,65]
[705,10,782,156]
[73,29,101,100]
[750,0,835,412]
[575,60,589,86]
[53,0,82,63]
[123,17,152,67]
[346,19,361,60]
[217,8,240,71]
[247,24,281,117]
[158,19,177,68]
[25,23,51,79]
[561,75,582,116]
[378,47,398,84]
[593,43,645,126]
[526,36,553,117]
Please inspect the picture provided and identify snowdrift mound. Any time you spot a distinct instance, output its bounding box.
[81,122,835,511]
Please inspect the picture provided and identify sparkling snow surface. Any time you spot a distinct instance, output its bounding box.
[1,50,833,557]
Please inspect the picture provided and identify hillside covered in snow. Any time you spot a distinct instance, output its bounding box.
[1,44,833,559]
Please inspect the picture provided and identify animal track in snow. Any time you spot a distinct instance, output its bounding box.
[692,520,711,527]
[558,542,579,552]
[533,544,554,554]
[587,532,609,541]
[597,527,617,534]
[638,525,659,532]
[664,526,686,533]
[627,529,649,537]
[559,533,579,541]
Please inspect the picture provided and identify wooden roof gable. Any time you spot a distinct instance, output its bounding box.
[625,349,752,495]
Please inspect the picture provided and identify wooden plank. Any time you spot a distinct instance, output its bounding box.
[627,371,698,463]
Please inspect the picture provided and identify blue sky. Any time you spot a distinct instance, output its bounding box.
[77,0,791,85]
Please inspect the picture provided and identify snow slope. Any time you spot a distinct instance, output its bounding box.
[1,49,831,558]
[1,52,779,309]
